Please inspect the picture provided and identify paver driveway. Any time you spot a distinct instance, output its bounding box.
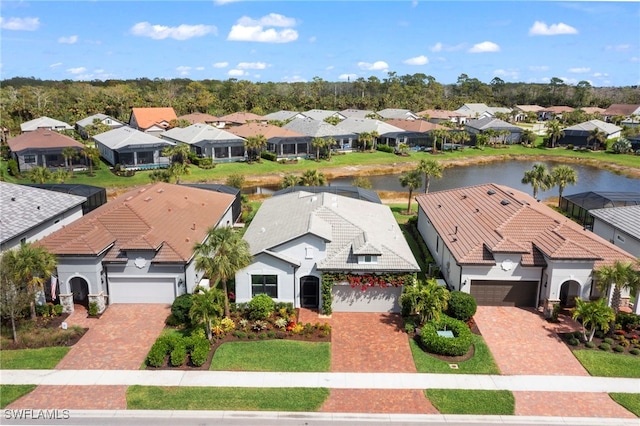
[474,306,635,418]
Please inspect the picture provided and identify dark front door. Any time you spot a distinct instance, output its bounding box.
[300,276,319,308]
[70,277,89,306]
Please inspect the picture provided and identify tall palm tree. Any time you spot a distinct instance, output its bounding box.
[587,128,607,150]
[244,134,267,163]
[298,169,326,186]
[311,137,327,161]
[430,129,447,152]
[417,158,443,193]
[358,132,372,151]
[551,165,578,206]
[399,169,422,213]
[571,298,615,343]
[400,278,450,324]
[545,120,564,148]
[370,130,380,150]
[189,285,225,341]
[325,137,336,161]
[194,226,252,317]
[82,146,101,176]
[594,260,640,316]
[29,166,51,184]
[521,163,552,199]
[61,147,77,175]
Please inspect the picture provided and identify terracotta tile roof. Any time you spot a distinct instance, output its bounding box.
[415,184,636,268]
[178,112,219,124]
[130,107,177,130]
[581,107,605,115]
[602,104,640,116]
[7,128,85,154]
[542,106,574,113]
[216,112,264,124]
[514,105,545,112]
[418,109,465,119]
[38,183,235,263]
[384,119,446,132]
[226,122,305,139]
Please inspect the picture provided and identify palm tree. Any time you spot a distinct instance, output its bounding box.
[521,163,552,199]
[370,130,380,150]
[358,132,372,151]
[400,278,450,324]
[162,144,191,183]
[29,166,51,184]
[399,169,422,213]
[545,120,564,148]
[280,173,299,189]
[587,128,607,150]
[244,134,267,163]
[194,226,252,317]
[571,298,615,343]
[417,158,443,193]
[551,165,578,206]
[298,169,326,186]
[430,129,447,152]
[61,147,77,175]
[311,137,327,161]
[594,260,640,316]
[189,285,225,341]
[82,146,101,176]
[53,169,69,183]
[325,137,336,161]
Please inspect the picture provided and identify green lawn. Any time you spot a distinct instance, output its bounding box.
[410,335,500,374]
[426,389,515,415]
[572,350,640,378]
[0,347,70,369]
[210,340,330,372]
[610,393,640,417]
[127,386,329,411]
[0,385,36,408]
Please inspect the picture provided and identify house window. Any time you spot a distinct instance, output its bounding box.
[251,275,278,298]
[359,255,377,264]
[24,155,36,164]
[616,234,626,244]
[305,247,314,259]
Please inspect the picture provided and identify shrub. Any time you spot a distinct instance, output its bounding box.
[405,323,415,334]
[251,320,269,331]
[568,338,580,346]
[603,337,614,345]
[170,294,193,326]
[170,343,187,367]
[599,343,611,351]
[233,331,247,339]
[7,159,19,177]
[165,314,181,327]
[53,304,63,315]
[585,341,596,349]
[147,340,169,367]
[261,151,277,161]
[573,331,582,339]
[276,331,287,339]
[221,317,235,333]
[275,317,288,329]
[613,345,625,353]
[630,348,640,355]
[446,291,477,322]
[258,333,268,340]
[267,331,276,339]
[376,144,394,153]
[616,312,640,331]
[190,339,209,367]
[248,294,275,320]
[247,333,256,340]
[420,315,473,356]
[88,301,99,316]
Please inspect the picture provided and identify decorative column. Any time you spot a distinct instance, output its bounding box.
[59,294,74,313]
[88,292,107,314]
[543,298,560,319]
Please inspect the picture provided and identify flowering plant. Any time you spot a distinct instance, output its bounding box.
[323,272,415,291]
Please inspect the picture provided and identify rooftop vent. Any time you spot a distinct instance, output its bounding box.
[501,199,510,205]
[487,190,496,195]
[144,197,152,202]
[125,196,134,201]
[461,195,467,199]
[157,188,164,193]
[139,188,146,193]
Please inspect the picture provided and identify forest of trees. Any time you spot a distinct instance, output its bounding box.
[1,73,639,135]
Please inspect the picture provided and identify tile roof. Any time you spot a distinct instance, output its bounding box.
[415,183,636,268]
[339,109,376,119]
[93,126,175,150]
[243,191,419,272]
[302,109,345,121]
[161,123,246,146]
[20,117,73,132]
[38,183,235,263]
[7,128,85,154]
[418,109,465,119]
[464,117,522,131]
[178,112,220,124]
[226,122,306,139]
[590,205,640,240]
[384,119,446,133]
[75,114,125,128]
[216,112,264,124]
[0,182,86,245]
[283,117,356,138]
[581,107,605,115]
[377,109,419,120]
[543,106,575,113]
[262,110,305,121]
[602,104,640,116]
[130,107,177,130]
[334,117,405,136]
[562,119,621,135]
[514,105,545,112]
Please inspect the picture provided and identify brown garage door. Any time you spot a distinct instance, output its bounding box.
[470,280,538,307]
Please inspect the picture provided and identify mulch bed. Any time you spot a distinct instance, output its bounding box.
[1,314,87,350]
[408,316,481,363]
[558,327,640,356]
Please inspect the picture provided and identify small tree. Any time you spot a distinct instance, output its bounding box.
[311,137,327,161]
[417,158,443,194]
[225,173,245,189]
[571,298,615,342]
[29,166,51,184]
[61,146,78,175]
[82,146,101,176]
[399,169,422,213]
[521,163,552,199]
[298,169,326,186]
[189,285,225,341]
[0,250,35,342]
[351,176,372,189]
[280,173,299,189]
[551,165,578,206]
[595,260,640,316]
[400,278,450,324]
[244,134,267,163]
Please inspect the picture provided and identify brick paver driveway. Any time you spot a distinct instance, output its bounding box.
[474,306,635,418]
[9,304,169,410]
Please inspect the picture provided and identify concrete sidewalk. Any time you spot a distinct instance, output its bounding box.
[2,370,639,393]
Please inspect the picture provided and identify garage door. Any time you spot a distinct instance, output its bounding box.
[331,285,402,313]
[470,280,538,307]
[108,277,175,304]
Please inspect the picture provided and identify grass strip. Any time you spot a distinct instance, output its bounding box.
[573,350,640,378]
[410,334,500,374]
[0,347,70,369]
[0,385,37,408]
[210,340,330,372]
[127,386,329,411]
[426,389,514,415]
[610,393,640,417]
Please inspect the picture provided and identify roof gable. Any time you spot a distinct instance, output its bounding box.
[20,117,73,132]
[130,107,177,130]
[8,128,85,153]
[93,126,174,150]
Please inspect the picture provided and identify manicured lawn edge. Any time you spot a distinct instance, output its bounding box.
[609,393,640,417]
[126,386,330,411]
[572,350,640,378]
[426,389,515,415]
[0,385,36,408]
[0,347,70,369]
[410,335,500,374]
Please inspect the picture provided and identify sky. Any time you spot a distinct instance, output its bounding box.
[1,1,639,87]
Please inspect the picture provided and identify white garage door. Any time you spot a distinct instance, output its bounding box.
[331,285,402,313]
[108,277,176,304]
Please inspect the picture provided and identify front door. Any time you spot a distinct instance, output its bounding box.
[70,277,89,306]
[300,276,319,308]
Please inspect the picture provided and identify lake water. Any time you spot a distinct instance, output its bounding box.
[249,160,640,199]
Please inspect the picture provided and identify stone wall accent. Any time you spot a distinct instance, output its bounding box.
[543,298,560,319]
[88,292,106,314]
[59,294,74,313]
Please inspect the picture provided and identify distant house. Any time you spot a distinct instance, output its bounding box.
[538,106,574,121]
[177,112,219,125]
[213,112,265,128]
[581,107,606,117]
[557,120,621,148]
[283,117,357,152]
[262,110,306,123]
[377,108,420,121]
[93,127,174,169]
[418,109,465,126]
[37,183,236,311]
[415,184,637,314]
[559,191,640,229]
[303,109,347,122]
[129,107,178,135]
[464,117,523,144]
[590,205,640,259]
[384,119,447,148]
[26,184,107,215]
[455,103,511,122]
[334,117,408,149]
[161,123,247,162]
[1,182,85,252]
[75,114,125,139]
[7,128,85,172]
[340,109,377,119]
[20,117,73,133]
[513,105,544,122]
[227,122,310,159]
[602,104,640,123]
[235,191,419,313]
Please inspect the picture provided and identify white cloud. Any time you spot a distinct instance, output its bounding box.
[0,17,40,31]
[338,73,357,81]
[49,62,63,69]
[228,69,247,77]
[430,42,443,52]
[67,67,87,74]
[58,35,78,44]
[430,42,465,52]
[605,44,630,52]
[130,22,217,40]
[592,72,609,77]
[493,69,519,80]
[529,21,578,36]
[358,61,389,71]
[326,66,334,71]
[282,75,307,83]
[309,36,317,43]
[176,66,191,76]
[468,41,500,53]
[529,65,550,72]
[237,62,268,70]
[568,67,590,73]
[196,66,205,71]
[213,62,229,68]
[403,55,428,65]
[228,13,298,43]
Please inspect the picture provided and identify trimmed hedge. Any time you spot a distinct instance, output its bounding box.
[446,291,477,322]
[420,315,473,356]
[376,144,394,153]
[261,151,277,161]
[248,294,275,320]
[146,333,211,368]
[171,294,193,326]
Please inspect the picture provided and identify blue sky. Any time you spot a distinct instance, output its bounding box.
[1,1,638,86]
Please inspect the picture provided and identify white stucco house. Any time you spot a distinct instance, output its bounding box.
[415,184,637,315]
[590,205,640,259]
[235,191,420,313]
[37,183,235,313]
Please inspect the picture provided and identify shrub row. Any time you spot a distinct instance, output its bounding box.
[261,151,277,161]
[376,144,394,153]
[35,303,64,317]
[446,291,477,322]
[420,315,473,356]
[146,333,210,368]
